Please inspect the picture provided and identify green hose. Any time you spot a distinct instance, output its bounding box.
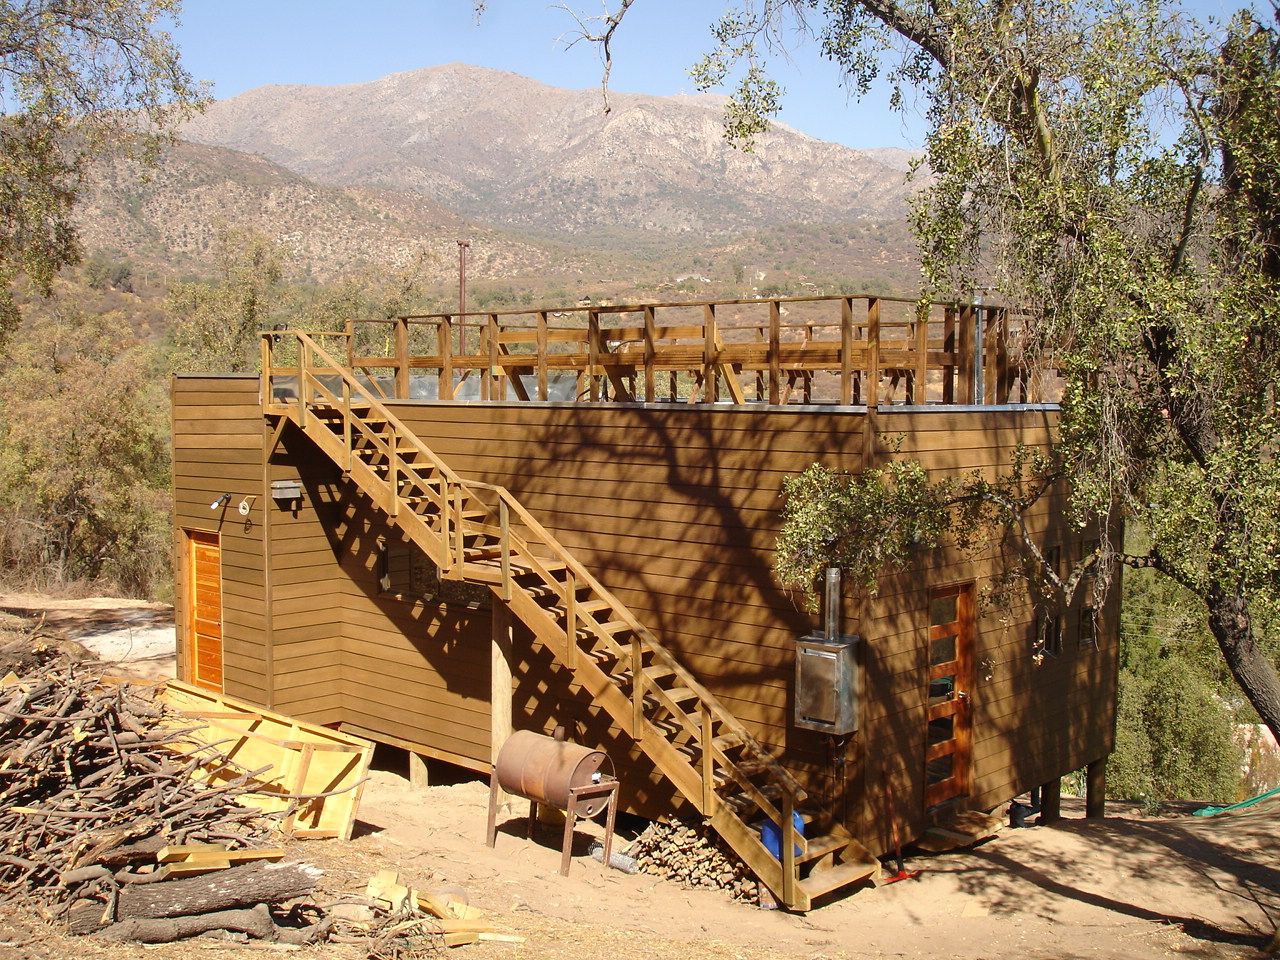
[1192,784,1280,817]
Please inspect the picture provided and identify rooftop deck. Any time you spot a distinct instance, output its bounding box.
[262,293,1054,409]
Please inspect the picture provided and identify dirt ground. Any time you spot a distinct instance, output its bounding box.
[0,597,1275,960]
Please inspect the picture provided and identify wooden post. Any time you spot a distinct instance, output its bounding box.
[840,297,854,405]
[914,303,930,404]
[259,336,271,408]
[563,573,577,670]
[342,380,353,473]
[491,603,514,810]
[768,300,781,405]
[588,311,601,402]
[866,298,881,409]
[409,752,430,790]
[388,426,399,518]
[643,305,656,403]
[631,637,644,739]
[1040,777,1062,824]
[499,498,511,602]
[536,311,549,401]
[487,313,501,401]
[781,789,797,909]
[957,304,976,404]
[394,317,409,400]
[703,303,718,404]
[439,315,454,401]
[298,338,310,430]
[942,306,957,404]
[701,704,714,814]
[1086,758,1107,819]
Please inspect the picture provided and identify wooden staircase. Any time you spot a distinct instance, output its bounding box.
[261,331,881,910]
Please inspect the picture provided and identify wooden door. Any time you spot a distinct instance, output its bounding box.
[924,583,974,808]
[187,531,224,692]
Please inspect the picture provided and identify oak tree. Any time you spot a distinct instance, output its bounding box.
[561,0,1280,741]
[0,0,207,338]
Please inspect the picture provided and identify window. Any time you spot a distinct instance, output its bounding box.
[1036,605,1063,658]
[377,539,490,609]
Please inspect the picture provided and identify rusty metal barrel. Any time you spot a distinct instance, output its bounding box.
[495,730,611,817]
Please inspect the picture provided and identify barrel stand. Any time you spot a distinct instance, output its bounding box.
[486,772,620,876]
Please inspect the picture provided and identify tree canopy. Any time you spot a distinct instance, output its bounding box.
[557,0,1280,741]
[0,0,207,338]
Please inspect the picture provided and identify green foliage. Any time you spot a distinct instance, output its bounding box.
[166,230,285,373]
[0,307,170,598]
[85,254,134,292]
[775,461,952,608]
[0,0,208,340]
[677,0,1280,739]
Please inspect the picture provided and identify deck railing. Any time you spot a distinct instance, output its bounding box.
[270,293,1050,408]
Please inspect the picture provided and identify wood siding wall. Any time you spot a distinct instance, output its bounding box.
[173,382,1119,851]
[172,377,269,704]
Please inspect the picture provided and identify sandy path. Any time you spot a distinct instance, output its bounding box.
[0,595,1272,959]
[0,593,176,680]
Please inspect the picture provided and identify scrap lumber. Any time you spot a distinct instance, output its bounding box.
[158,680,374,840]
[0,664,284,914]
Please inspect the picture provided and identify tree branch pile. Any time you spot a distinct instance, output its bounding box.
[0,655,340,943]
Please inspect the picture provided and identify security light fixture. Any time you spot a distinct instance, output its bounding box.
[210,493,232,511]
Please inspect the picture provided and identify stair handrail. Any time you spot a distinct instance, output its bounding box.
[265,328,808,810]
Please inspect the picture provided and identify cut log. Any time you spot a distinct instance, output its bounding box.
[69,860,321,934]
[99,904,277,943]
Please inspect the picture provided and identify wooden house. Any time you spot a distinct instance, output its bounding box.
[171,294,1118,910]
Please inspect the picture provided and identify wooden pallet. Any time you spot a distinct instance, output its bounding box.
[259,330,882,910]
[159,680,374,840]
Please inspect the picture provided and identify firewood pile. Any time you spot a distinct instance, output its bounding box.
[0,653,335,943]
[628,819,757,900]
[0,643,521,951]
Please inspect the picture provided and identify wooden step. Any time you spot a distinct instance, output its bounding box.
[797,857,880,901]
[641,665,676,682]
[711,732,743,752]
[796,832,854,865]
[656,686,699,707]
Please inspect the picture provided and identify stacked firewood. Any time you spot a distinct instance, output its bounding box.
[628,820,756,900]
[0,657,330,943]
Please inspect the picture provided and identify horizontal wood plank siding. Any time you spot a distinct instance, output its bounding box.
[172,377,267,704]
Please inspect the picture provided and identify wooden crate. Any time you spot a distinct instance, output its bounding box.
[159,680,373,840]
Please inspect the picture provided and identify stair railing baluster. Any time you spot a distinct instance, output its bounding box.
[453,488,464,568]
[781,790,797,907]
[631,636,644,739]
[299,336,310,429]
[342,379,353,473]
[439,478,451,574]
[499,498,511,601]
[388,423,399,518]
[701,702,714,814]
[563,576,578,670]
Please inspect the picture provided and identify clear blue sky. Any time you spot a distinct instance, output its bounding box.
[168,1,928,150]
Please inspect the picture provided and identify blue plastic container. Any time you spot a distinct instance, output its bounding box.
[760,811,805,859]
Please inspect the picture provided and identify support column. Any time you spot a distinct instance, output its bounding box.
[408,752,430,791]
[1039,777,1062,824]
[1086,758,1107,819]
[491,603,515,809]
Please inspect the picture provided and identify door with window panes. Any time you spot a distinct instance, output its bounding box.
[924,583,975,808]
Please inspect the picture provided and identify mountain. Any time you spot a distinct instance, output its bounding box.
[181,64,920,242]
[76,140,616,285]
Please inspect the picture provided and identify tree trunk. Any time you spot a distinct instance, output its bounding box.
[69,860,321,934]
[1205,586,1280,744]
[101,904,277,943]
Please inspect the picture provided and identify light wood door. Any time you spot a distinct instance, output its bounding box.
[187,531,224,692]
[924,583,974,808]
